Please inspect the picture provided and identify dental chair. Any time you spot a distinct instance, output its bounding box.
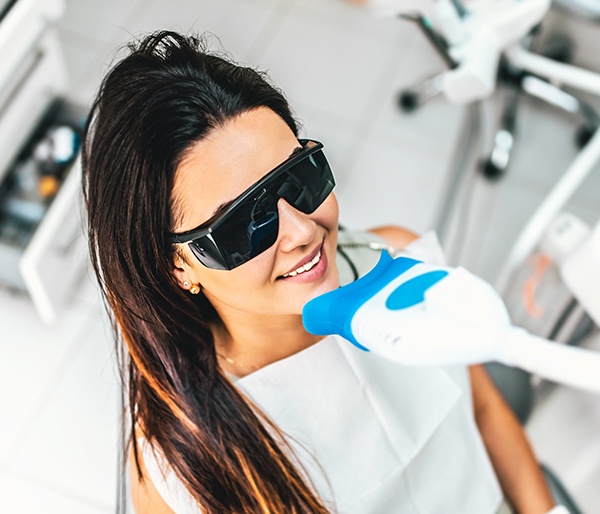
[397,0,600,180]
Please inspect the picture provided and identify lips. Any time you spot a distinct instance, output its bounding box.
[282,249,322,278]
[279,242,326,281]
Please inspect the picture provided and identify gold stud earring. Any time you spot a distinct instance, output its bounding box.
[189,284,201,295]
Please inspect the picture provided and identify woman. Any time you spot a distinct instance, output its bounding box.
[82,31,556,513]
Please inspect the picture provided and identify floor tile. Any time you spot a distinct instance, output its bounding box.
[257,10,400,131]
[0,473,111,514]
[0,295,99,462]
[60,0,289,108]
[335,138,449,234]
[57,31,101,88]
[58,0,153,46]
[6,318,119,510]
[62,0,280,106]
[289,0,401,42]
[63,261,106,317]
[297,114,355,178]
[123,0,279,64]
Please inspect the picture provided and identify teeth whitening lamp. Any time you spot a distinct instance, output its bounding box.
[303,246,600,394]
[309,0,600,395]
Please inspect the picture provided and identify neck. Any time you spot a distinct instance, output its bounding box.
[213,311,321,378]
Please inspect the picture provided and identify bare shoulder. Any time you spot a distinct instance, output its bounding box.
[368,225,419,251]
[129,441,176,514]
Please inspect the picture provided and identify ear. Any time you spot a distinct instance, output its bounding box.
[171,247,196,290]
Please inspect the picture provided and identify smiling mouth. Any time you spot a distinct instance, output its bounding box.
[281,249,322,278]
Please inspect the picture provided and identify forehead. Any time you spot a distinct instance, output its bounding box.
[172,107,299,232]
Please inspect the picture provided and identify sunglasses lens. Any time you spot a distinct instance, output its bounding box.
[186,145,334,270]
[287,151,334,213]
[213,199,280,269]
[188,235,228,270]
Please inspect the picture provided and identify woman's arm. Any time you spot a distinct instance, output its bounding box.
[469,364,555,514]
[129,444,176,514]
[368,224,419,250]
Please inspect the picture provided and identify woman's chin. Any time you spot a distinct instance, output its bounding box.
[300,273,339,311]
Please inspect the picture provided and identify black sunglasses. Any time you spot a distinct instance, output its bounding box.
[168,139,335,270]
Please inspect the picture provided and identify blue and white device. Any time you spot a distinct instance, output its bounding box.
[303,251,600,394]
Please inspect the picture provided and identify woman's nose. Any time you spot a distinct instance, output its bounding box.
[276,198,316,252]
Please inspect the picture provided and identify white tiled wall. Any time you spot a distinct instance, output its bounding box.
[1,0,599,512]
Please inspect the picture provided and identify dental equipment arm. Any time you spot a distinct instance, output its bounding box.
[360,0,551,104]
[303,251,600,394]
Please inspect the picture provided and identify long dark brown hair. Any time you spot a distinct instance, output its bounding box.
[82,31,331,513]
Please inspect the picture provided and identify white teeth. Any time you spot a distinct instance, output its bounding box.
[283,250,321,278]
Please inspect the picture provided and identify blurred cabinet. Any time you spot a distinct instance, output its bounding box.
[0,0,88,324]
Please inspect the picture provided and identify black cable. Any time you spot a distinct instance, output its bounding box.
[337,244,359,282]
[399,14,458,69]
[566,313,597,348]
[546,296,598,347]
[547,297,578,341]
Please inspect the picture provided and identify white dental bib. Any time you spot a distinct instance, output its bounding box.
[236,333,502,513]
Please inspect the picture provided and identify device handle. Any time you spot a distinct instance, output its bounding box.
[502,328,600,394]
